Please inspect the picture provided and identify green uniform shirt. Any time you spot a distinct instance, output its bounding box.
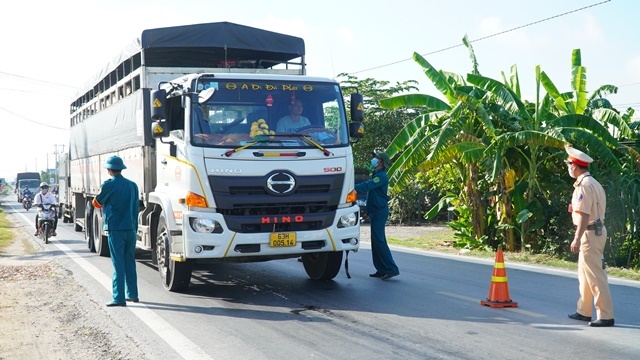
[95,174,139,231]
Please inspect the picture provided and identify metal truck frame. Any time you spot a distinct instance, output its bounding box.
[62,22,364,292]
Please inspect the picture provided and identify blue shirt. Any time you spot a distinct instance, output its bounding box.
[355,169,390,211]
[95,174,139,231]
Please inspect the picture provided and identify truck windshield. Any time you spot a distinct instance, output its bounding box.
[20,179,40,189]
[190,80,349,148]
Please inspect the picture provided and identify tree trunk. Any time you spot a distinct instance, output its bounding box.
[465,164,486,241]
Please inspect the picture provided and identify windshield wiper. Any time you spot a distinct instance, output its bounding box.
[273,133,332,156]
[223,136,274,157]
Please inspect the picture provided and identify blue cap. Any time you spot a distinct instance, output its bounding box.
[105,155,127,170]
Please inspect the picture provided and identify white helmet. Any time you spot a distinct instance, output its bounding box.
[40,182,49,188]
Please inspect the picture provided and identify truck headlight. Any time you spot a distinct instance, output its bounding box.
[189,218,223,233]
[337,212,357,228]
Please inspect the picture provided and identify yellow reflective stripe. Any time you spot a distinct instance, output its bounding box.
[494,263,505,268]
[491,276,508,282]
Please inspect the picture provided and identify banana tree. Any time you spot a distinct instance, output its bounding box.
[380,36,496,243]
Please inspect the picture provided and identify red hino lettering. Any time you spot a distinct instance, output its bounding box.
[261,215,304,223]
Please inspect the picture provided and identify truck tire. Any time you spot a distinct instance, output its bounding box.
[93,208,110,257]
[302,251,343,280]
[156,214,192,292]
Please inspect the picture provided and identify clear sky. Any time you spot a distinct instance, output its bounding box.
[0,0,637,180]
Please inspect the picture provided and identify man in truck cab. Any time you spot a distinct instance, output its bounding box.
[33,182,58,237]
[276,99,311,133]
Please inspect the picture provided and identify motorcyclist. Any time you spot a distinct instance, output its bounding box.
[22,185,33,199]
[33,182,58,237]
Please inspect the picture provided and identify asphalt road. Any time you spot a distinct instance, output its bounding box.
[7,201,640,359]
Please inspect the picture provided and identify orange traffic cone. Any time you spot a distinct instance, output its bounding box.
[480,247,518,308]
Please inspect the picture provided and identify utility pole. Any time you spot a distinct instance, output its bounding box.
[53,144,66,185]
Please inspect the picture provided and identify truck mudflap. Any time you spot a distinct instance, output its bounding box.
[179,206,360,260]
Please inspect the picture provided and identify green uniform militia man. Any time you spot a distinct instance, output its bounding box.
[565,145,614,327]
[92,156,140,307]
[355,151,400,280]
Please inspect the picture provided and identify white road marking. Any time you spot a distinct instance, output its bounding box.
[437,291,546,318]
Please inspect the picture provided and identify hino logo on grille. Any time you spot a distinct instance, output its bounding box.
[267,172,296,194]
[210,168,242,174]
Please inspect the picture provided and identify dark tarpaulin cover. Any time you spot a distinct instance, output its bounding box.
[141,21,305,67]
[76,22,305,96]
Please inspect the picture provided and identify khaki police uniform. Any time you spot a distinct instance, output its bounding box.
[570,161,614,321]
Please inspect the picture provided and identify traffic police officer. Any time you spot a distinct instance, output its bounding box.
[93,156,140,307]
[565,145,614,327]
[355,151,400,280]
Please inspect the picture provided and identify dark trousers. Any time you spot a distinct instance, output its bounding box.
[369,208,399,275]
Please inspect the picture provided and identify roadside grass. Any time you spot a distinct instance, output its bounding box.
[0,204,38,254]
[387,227,640,282]
[0,207,14,250]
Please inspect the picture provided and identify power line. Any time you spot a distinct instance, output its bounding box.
[349,0,612,75]
[0,105,69,131]
[0,71,76,90]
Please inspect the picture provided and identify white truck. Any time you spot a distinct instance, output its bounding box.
[62,22,365,291]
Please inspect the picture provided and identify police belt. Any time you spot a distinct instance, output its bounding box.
[574,223,599,230]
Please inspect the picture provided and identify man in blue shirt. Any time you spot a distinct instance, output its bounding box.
[355,151,400,280]
[93,156,140,307]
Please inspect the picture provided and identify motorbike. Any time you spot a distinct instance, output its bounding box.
[36,203,57,244]
[22,193,33,211]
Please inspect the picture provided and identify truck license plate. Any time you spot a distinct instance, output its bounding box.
[269,232,296,247]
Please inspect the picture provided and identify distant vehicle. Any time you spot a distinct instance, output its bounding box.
[16,172,41,203]
[22,192,33,211]
[0,178,6,195]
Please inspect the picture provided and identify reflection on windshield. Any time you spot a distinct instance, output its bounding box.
[190,81,348,148]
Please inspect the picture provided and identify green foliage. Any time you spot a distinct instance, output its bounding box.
[338,73,420,175]
[388,173,439,225]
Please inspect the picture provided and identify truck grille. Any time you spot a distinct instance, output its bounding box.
[209,173,344,233]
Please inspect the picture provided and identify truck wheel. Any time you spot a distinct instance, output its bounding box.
[302,251,343,280]
[93,209,110,257]
[156,214,192,292]
[85,202,95,252]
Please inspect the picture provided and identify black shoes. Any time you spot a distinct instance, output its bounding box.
[126,298,139,303]
[370,273,399,279]
[568,312,591,322]
[589,319,615,327]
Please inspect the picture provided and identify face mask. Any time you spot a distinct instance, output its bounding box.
[371,158,379,168]
[568,167,575,178]
[41,189,48,194]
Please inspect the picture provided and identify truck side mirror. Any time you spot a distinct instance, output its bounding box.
[349,122,364,139]
[350,93,364,122]
[151,89,167,120]
[151,120,169,139]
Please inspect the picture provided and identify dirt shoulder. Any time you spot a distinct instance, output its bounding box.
[0,207,147,360]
